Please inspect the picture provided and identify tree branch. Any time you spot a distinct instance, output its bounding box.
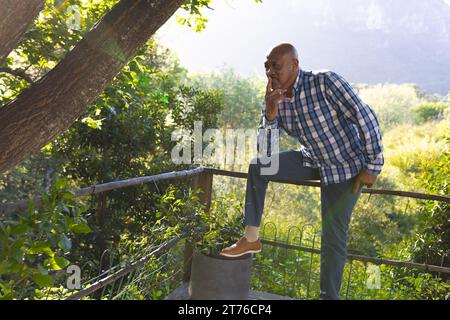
[0,0,184,174]
[0,0,46,65]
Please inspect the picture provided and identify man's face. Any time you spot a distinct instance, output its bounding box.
[264,52,297,90]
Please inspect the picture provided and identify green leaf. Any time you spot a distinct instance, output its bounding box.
[0,261,12,275]
[32,274,54,288]
[54,178,69,190]
[9,261,23,273]
[58,234,72,253]
[11,223,29,236]
[5,225,11,237]
[10,239,25,261]
[41,192,51,208]
[160,95,169,104]
[44,256,70,270]
[81,116,103,129]
[27,199,36,215]
[76,204,89,215]
[62,191,75,200]
[54,257,70,269]
[130,71,137,79]
[62,205,72,214]
[70,223,91,234]
[29,242,53,256]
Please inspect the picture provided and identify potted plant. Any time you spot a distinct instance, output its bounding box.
[182,191,254,300]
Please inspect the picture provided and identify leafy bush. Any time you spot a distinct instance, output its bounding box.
[413,102,450,124]
[408,130,449,270]
[0,178,91,299]
[356,83,422,130]
[172,186,244,256]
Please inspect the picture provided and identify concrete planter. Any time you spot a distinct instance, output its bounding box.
[188,250,253,300]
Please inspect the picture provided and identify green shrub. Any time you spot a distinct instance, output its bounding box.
[413,102,450,124]
[0,178,91,299]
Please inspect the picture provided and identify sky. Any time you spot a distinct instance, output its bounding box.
[156,0,324,78]
[157,0,450,86]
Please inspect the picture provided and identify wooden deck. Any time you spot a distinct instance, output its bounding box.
[164,282,296,300]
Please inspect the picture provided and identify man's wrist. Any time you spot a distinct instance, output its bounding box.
[363,167,381,176]
[262,113,278,129]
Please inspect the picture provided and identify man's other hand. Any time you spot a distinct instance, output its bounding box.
[352,169,378,194]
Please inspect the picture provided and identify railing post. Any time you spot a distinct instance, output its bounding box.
[183,171,213,282]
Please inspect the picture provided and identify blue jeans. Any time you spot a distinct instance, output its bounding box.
[243,150,362,300]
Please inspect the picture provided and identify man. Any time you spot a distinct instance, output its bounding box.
[220,43,384,300]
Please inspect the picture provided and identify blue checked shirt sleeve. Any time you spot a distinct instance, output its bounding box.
[325,72,384,175]
[257,100,281,158]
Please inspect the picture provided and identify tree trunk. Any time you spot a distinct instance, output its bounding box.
[0,0,183,174]
[0,0,46,65]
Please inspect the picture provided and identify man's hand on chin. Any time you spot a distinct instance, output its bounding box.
[352,169,378,194]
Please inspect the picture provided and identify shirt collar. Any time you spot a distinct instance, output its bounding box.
[293,68,304,93]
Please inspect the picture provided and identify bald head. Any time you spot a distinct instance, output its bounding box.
[268,43,298,60]
[264,43,300,91]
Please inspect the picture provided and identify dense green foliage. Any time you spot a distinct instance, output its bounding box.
[0,179,90,299]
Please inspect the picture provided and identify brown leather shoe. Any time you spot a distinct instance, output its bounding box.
[219,237,262,258]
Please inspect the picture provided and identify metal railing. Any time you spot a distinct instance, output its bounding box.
[1,166,449,300]
[253,223,449,300]
[64,235,185,300]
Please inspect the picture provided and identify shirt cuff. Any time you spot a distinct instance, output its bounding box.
[364,163,383,175]
[263,113,278,129]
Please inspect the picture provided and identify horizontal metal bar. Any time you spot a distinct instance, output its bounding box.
[203,167,450,203]
[3,166,448,217]
[63,234,186,300]
[261,239,450,274]
[0,167,205,217]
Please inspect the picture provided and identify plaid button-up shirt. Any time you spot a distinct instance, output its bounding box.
[257,69,384,185]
